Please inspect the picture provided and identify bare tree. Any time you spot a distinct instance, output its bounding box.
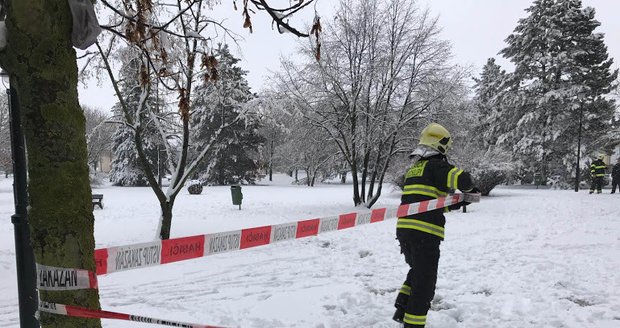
[87,0,321,239]
[275,0,465,207]
[83,105,114,172]
[254,95,289,181]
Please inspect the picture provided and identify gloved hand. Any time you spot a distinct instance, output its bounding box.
[461,187,480,206]
[468,187,481,194]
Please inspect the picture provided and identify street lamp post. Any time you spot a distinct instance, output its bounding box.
[1,70,40,327]
[575,95,585,192]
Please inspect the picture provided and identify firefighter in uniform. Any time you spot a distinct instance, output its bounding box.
[589,155,606,194]
[393,123,477,327]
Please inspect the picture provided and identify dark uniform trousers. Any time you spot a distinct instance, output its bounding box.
[612,164,620,193]
[591,176,604,193]
[395,229,441,327]
[590,159,606,193]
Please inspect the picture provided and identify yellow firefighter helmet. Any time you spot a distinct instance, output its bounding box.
[419,123,453,155]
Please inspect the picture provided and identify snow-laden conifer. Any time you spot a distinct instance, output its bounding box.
[191,44,263,185]
[497,0,617,183]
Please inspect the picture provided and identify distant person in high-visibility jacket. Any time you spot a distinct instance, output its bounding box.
[589,155,606,194]
[392,123,478,328]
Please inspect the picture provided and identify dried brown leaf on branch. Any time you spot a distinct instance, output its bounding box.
[200,54,218,84]
[243,15,253,32]
[210,67,219,82]
[135,6,148,41]
[139,0,153,12]
[178,88,190,122]
[310,15,322,60]
[160,46,169,64]
[139,64,149,86]
[149,29,160,49]
[242,0,253,33]
[201,53,208,70]
[206,55,218,69]
[310,16,322,36]
[207,55,218,82]
[122,0,154,44]
[125,21,138,43]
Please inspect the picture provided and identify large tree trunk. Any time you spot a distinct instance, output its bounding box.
[269,138,274,181]
[350,161,362,206]
[159,201,175,240]
[2,1,102,327]
[360,151,370,203]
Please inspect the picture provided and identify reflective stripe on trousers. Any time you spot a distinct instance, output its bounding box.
[397,218,445,239]
[399,284,411,296]
[404,312,426,326]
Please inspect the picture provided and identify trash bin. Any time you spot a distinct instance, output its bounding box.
[230,185,242,210]
[534,173,544,189]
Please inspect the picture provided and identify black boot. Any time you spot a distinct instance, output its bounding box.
[403,324,424,328]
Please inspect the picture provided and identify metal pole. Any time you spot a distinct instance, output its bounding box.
[575,102,583,192]
[7,84,40,327]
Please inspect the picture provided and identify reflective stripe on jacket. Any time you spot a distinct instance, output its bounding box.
[590,159,606,177]
[398,155,473,240]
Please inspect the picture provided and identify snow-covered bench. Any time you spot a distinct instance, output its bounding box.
[92,194,104,209]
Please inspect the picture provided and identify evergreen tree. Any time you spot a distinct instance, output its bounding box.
[473,58,508,148]
[498,0,617,181]
[109,56,162,186]
[457,60,516,194]
[191,44,263,185]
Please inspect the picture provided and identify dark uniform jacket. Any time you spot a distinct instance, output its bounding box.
[590,159,606,177]
[397,154,474,240]
[613,163,620,180]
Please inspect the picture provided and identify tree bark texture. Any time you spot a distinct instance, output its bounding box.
[1,1,102,327]
[159,201,175,240]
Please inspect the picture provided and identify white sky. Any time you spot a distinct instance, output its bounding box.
[78,0,620,113]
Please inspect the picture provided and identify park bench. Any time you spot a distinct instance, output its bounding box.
[92,194,104,209]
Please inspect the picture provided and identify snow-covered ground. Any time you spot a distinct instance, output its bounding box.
[1,174,619,328]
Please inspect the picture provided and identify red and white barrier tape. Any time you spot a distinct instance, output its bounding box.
[95,193,470,275]
[37,194,478,326]
[38,301,225,328]
[36,264,98,291]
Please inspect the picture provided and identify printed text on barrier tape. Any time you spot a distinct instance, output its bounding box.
[36,264,98,291]
[38,301,225,328]
[95,194,466,275]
